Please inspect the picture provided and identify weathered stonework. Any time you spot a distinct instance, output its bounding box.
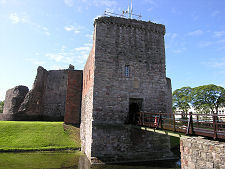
[180,136,225,169]
[3,85,29,114]
[64,70,83,125]
[42,69,68,119]
[91,125,174,163]
[81,16,173,163]
[19,66,48,117]
[1,66,83,122]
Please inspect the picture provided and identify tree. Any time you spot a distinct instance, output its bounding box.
[0,101,4,113]
[192,84,225,114]
[172,87,193,117]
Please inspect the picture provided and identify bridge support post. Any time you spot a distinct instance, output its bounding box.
[173,114,176,132]
[186,112,193,135]
[213,114,218,140]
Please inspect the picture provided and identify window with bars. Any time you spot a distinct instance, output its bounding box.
[125,65,130,77]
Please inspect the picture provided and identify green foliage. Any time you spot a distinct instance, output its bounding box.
[0,101,4,113]
[0,121,80,151]
[173,84,225,114]
[192,84,225,114]
[172,87,192,114]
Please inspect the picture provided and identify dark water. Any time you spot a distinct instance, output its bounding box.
[0,151,181,169]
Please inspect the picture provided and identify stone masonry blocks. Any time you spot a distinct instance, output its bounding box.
[180,136,225,169]
[81,16,173,163]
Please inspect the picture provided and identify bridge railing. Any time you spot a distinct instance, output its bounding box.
[137,112,225,140]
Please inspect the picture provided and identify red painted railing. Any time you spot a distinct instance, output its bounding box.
[137,112,225,140]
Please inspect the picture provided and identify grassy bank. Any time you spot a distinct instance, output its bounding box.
[0,121,80,151]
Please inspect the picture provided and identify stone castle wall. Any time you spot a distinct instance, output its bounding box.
[64,70,83,124]
[93,17,170,124]
[80,32,96,159]
[81,16,174,163]
[19,66,48,116]
[43,69,68,118]
[1,66,83,122]
[3,86,29,115]
[180,136,225,169]
[91,124,174,163]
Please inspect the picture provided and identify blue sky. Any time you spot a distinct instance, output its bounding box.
[0,0,225,100]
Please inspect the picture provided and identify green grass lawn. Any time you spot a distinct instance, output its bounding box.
[0,121,81,151]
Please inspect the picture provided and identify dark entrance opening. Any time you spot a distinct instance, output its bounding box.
[128,98,143,124]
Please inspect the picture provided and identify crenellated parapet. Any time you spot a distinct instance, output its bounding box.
[94,16,166,35]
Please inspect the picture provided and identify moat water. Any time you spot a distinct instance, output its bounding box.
[0,151,180,169]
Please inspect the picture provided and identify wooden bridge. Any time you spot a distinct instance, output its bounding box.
[136,112,225,140]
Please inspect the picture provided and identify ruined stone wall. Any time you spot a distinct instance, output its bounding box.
[180,136,225,169]
[42,70,68,118]
[1,66,83,122]
[19,66,48,116]
[18,67,68,120]
[3,86,29,114]
[64,70,83,125]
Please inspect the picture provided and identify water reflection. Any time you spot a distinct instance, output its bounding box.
[0,151,180,169]
[78,156,181,169]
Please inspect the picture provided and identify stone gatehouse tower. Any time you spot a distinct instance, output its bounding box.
[81,16,173,163]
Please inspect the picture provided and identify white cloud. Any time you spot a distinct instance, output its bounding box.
[214,31,225,38]
[93,15,102,21]
[187,29,203,36]
[199,41,213,47]
[93,0,117,7]
[144,0,156,6]
[165,33,178,49]
[213,58,225,68]
[0,0,6,4]
[64,0,74,7]
[172,48,186,54]
[165,33,187,54]
[147,7,153,12]
[171,33,177,40]
[9,13,22,24]
[144,0,157,14]
[30,22,50,36]
[202,57,225,69]
[51,65,65,70]
[199,38,225,49]
[46,53,64,62]
[64,25,81,34]
[35,52,40,56]
[75,46,90,52]
[212,10,220,17]
[218,39,225,44]
[69,0,118,12]
[26,57,46,66]
[45,44,91,67]
[217,45,225,51]
[8,12,50,36]
[85,34,93,40]
[84,43,92,47]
